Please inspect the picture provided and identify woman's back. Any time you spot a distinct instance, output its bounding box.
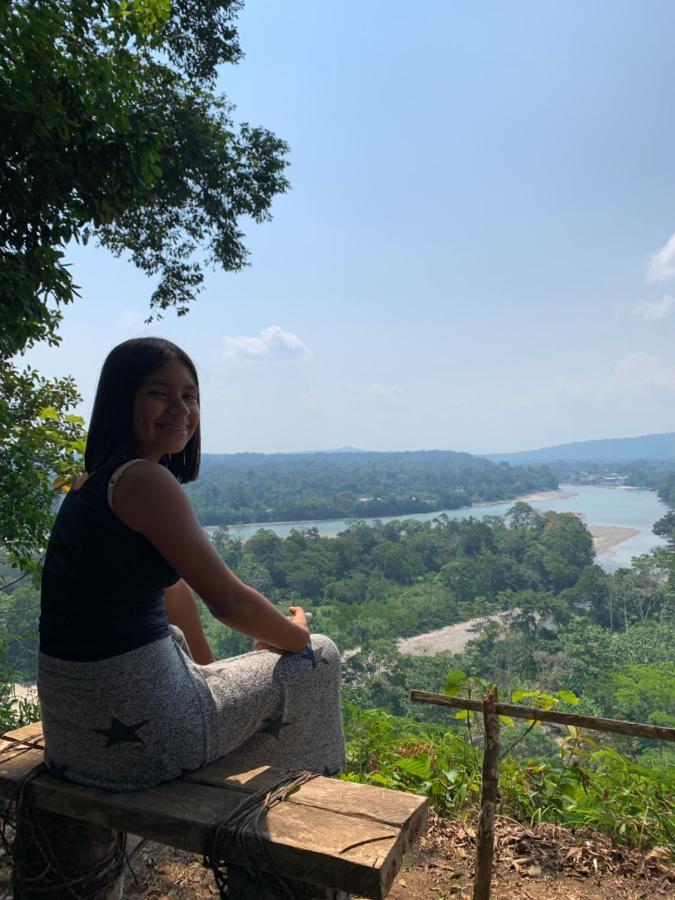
[40,458,178,661]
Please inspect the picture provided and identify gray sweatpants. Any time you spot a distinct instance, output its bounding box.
[37,629,345,791]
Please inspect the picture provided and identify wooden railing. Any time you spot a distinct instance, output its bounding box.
[410,688,675,900]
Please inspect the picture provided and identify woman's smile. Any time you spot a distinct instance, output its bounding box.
[132,360,200,461]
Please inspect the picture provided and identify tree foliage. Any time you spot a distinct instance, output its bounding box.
[1,0,289,354]
[0,0,289,566]
[0,367,84,569]
[186,451,558,525]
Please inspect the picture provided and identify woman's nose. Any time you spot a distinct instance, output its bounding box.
[168,395,189,413]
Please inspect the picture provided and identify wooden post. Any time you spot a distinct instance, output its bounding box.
[473,687,500,900]
[12,806,125,899]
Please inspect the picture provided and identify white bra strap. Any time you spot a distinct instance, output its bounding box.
[107,459,147,510]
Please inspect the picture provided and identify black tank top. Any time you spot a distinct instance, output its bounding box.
[40,458,178,661]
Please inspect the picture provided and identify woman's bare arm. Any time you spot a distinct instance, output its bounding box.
[164,579,215,664]
[110,462,309,653]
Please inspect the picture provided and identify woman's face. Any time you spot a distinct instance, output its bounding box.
[132,359,200,462]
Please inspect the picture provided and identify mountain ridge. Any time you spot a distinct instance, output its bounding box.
[485,431,675,463]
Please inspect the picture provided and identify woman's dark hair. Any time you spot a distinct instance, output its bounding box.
[85,338,201,483]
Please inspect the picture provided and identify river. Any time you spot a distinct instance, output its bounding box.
[206,483,669,572]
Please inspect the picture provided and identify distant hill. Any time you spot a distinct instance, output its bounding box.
[486,432,675,464]
[187,450,557,525]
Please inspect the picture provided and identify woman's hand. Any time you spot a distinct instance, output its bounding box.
[255,606,310,652]
[288,605,309,631]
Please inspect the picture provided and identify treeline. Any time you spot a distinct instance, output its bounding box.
[201,502,595,655]
[5,502,671,743]
[545,458,675,502]
[185,451,557,525]
[0,503,595,682]
[346,554,674,734]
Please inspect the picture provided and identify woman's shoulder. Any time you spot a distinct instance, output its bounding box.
[109,458,184,513]
[110,458,177,488]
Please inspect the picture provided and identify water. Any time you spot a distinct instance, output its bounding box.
[205,483,669,571]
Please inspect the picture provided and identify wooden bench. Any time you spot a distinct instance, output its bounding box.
[0,723,428,899]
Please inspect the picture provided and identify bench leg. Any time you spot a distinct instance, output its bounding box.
[12,806,125,899]
[226,865,351,899]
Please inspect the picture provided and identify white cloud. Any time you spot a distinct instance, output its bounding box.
[646,232,675,283]
[612,352,675,391]
[223,325,311,360]
[551,353,675,401]
[633,294,675,321]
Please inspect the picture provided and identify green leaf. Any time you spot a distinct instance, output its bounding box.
[395,754,431,780]
[443,669,468,696]
[499,715,515,727]
[511,690,557,710]
[556,689,580,705]
[39,407,59,421]
[454,710,472,722]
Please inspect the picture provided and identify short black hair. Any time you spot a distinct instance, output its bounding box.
[85,338,201,483]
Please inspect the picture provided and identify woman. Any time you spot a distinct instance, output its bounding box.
[38,337,345,791]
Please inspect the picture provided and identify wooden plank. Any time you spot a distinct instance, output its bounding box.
[182,755,427,831]
[0,722,44,744]
[11,775,401,898]
[0,726,426,899]
[1,726,427,840]
[0,746,45,798]
[410,690,675,742]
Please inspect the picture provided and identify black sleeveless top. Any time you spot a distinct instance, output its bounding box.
[40,458,178,661]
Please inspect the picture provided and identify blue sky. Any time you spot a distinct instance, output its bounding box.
[22,0,675,453]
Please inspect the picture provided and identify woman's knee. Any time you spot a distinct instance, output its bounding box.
[309,634,341,671]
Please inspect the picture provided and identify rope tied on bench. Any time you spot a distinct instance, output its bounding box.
[1,733,126,899]
[204,768,320,898]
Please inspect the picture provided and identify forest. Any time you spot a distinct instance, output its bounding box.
[526,455,675,504]
[3,500,673,850]
[185,450,558,524]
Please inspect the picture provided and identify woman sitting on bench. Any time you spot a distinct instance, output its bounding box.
[38,337,345,791]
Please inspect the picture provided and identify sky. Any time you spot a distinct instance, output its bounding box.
[20,0,675,454]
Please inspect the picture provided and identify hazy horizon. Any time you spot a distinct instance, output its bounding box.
[193,428,674,457]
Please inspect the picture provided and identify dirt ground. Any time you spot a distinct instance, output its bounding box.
[1,812,673,899]
[63,816,673,900]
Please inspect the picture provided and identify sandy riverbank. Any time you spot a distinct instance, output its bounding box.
[588,524,640,555]
[517,489,577,502]
[390,526,640,658]
[396,612,509,657]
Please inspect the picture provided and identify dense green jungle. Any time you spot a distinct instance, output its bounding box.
[184,450,557,523]
[2,477,673,852]
[536,455,675,503]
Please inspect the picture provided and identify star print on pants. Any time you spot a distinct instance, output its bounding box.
[92,717,149,748]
